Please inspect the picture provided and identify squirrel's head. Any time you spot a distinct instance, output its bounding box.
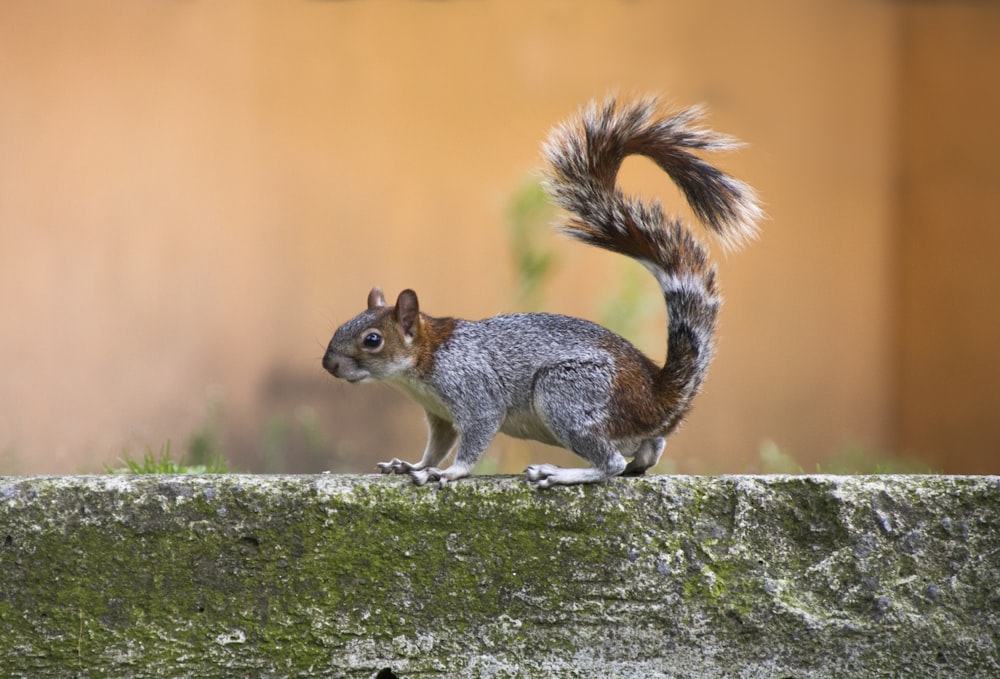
[323,287,425,384]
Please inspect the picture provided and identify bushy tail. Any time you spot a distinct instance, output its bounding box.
[542,96,761,429]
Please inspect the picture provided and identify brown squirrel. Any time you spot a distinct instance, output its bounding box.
[323,96,760,487]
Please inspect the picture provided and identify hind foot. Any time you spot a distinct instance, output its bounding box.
[525,464,614,489]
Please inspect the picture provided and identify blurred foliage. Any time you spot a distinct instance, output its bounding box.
[106,401,230,474]
[505,178,662,349]
[505,179,556,312]
[185,400,225,470]
[260,406,330,473]
[105,441,229,474]
[756,439,936,475]
[597,260,662,349]
[103,403,343,475]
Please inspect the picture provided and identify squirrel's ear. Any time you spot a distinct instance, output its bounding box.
[367,287,386,310]
[394,289,420,339]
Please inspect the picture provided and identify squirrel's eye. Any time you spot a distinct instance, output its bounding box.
[362,332,383,350]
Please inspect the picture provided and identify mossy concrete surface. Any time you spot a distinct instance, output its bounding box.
[0,474,998,678]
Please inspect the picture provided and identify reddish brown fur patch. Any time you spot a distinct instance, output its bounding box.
[600,336,676,439]
[413,315,457,378]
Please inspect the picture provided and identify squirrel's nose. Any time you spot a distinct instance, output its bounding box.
[322,351,342,376]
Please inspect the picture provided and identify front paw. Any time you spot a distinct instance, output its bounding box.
[376,458,421,475]
[408,467,450,488]
[408,464,470,488]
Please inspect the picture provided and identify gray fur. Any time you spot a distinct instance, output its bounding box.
[323,96,760,488]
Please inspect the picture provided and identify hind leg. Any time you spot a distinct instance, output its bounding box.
[623,437,665,476]
[525,365,627,488]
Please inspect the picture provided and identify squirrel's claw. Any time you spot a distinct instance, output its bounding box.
[525,464,557,489]
[408,464,470,488]
[377,460,455,486]
[408,468,431,486]
[408,467,448,488]
[376,458,420,475]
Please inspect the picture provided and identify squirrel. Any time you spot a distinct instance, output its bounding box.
[322,96,761,488]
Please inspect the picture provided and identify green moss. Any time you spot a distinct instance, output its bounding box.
[2,476,636,674]
[1,474,999,676]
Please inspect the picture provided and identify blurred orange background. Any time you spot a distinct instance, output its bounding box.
[1,1,998,475]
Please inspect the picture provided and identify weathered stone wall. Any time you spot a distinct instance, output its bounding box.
[1,474,997,677]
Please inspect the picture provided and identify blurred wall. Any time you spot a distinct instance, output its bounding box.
[0,1,995,474]
[897,4,1000,474]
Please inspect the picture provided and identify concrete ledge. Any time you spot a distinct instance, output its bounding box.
[1,474,998,677]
